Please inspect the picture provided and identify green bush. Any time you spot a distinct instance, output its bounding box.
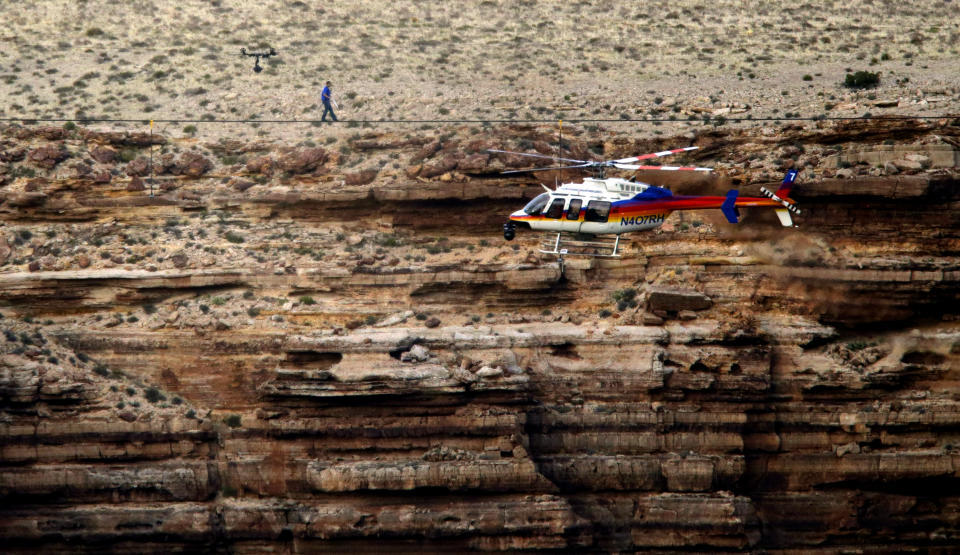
[144,387,165,403]
[843,71,880,89]
[224,414,242,428]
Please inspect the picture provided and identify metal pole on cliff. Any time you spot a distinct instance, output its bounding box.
[149,120,154,197]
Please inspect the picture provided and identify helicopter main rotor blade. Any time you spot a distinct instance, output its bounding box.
[613,146,700,164]
[614,163,712,172]
[500,163,595,175]
[487,149,589,165]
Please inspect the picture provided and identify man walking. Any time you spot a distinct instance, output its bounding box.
[321,81,338,122]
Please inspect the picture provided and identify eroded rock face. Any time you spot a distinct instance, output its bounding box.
[0,120,959,553]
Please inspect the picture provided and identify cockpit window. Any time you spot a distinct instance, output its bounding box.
[523,193,550,216]
[584,200,611,223]
[544,198,565,219]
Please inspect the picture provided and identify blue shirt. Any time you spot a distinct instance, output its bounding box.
[322,86,332,104]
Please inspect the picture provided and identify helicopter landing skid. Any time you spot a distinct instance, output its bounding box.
[538,232,622,260]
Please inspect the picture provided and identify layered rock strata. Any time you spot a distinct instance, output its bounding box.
[1,121,959,552]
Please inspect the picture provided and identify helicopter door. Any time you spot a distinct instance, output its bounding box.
[543,198,565,220]
[581,200,612,233]
[564,198,583,232]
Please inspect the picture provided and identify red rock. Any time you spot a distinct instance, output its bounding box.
[24,178,47,192]
[125,157,150,176]
[27,260,40,272]
[89,146,117,164]
[76,254,91,268]
[0,147,26,162]
[176,152,212,177]
[26,144,69,169]
[15,126,66,141]
[126,176,146,191]
[277,147,328,174]
[71,162,93,178]
[230,178,256,192]
[169,253,189,268]
[410,140,441,164]
[344,169,378,186]
[420,155,458,178]
[456,153,490,172]
[80,130,165,147]
[92,171,111,184]
[118,410,138,422]
[246,156,274,175]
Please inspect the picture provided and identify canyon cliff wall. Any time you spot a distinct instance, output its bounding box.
[1,119,959,552]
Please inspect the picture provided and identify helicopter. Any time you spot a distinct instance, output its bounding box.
[490,146,800,259]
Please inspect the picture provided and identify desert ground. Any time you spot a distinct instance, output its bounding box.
[2,0,959,140]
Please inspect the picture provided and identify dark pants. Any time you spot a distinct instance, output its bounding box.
[321,101,337,121]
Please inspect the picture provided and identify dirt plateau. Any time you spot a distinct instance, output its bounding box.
[1,118,960,553]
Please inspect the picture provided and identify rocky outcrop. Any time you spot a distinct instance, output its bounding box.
[1,120,959,552]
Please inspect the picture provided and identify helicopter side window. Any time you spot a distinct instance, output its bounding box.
[544,198,565,219]
[566,198,582,220]
[523,193,550,216]
[584,200,611,223]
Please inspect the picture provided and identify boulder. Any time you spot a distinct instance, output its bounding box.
[420,155,458,178]
[400,344,431,363]
[175,152,212,177]
[344,169,378,186]
[26,144,68,169]
[0,147,26,162]
[169,252,189,269]
[125,157,150,177]
[80,130,165,147]
[410,140,441,164]
[16,126,67,141]
[456,153,490,172]
[126,176,146,191]
[246,155,274,175]
[89,146,117,164]
[228,178,255,192]
[278,147,328,174]
[476,366,504,379]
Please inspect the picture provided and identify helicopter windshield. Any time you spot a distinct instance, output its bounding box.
[523,193,551,216]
